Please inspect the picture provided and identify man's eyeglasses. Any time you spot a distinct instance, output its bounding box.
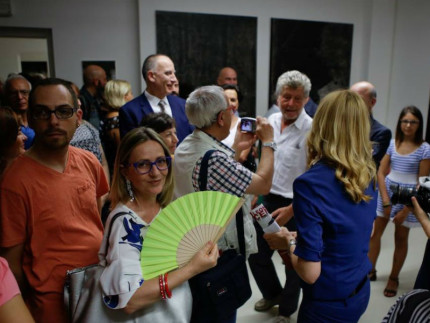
[32,106,77,120]
[225,106,235,114]
[212,106,234,123]
[124,156,171,175]
[9,89,30,98]
[400,120,419,126]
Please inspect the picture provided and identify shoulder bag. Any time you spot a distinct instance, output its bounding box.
[189,150,252,323]
[64,211,138,323]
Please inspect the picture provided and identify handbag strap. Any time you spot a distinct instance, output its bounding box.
[103,211,130,255]
[198,150,215,192]
[198,150,246,256]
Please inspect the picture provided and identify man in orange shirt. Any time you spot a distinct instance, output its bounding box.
[0,78,109,322]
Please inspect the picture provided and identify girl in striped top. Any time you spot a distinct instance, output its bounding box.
[368,105,430,298]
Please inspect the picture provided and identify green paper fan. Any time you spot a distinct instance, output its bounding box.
[140,191,244,280]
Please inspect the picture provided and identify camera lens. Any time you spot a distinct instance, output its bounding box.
[390,183,417,206]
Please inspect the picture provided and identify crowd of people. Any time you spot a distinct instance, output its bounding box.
[0,53,429,323]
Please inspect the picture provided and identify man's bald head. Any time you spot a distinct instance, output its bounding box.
[217,67,237,86]
[350,81,377,113]
[83,65,107,88]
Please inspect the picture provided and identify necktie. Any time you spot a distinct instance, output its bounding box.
[158,100,166,113]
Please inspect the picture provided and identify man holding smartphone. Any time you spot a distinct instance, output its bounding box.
[248,70,313,323]
[174,85,275,321]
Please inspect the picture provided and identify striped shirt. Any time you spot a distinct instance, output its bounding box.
[377,140,430,227]
[387,140,430,176]
[382,289,430,323]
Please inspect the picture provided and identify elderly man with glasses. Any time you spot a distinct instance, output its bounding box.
[174,85,275,322]
[4,74,35,149]
[0,78,109,323]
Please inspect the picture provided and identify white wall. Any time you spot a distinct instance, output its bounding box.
[0,37,49,79]
[383,0,430,131]
[139,0,430,131]
[138,0,374,117]
[0,0,141,93]
[1,0,429,132]
[367,0,430,131]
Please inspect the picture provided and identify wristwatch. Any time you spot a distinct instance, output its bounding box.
[262,141,277,151]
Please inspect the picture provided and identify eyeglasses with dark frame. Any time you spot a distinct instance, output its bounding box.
[9,89,30,98]
[400,120,420,126]
[32,106,77,120]
[124,156,171,175]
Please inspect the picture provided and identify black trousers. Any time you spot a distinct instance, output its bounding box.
[248,193,300,317]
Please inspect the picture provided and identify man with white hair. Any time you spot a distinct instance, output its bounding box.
[174,85,275,322]
[4,74,35,148]
[249,70,313,323]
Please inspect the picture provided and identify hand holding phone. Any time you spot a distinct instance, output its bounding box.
[240,117,257,133]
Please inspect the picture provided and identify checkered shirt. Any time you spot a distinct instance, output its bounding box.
[192,149,252,197]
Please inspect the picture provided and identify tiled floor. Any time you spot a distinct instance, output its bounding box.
[237,222,428,322]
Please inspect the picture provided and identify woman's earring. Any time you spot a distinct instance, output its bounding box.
[126,179,135,202]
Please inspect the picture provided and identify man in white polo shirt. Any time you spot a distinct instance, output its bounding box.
[249,70,313,323]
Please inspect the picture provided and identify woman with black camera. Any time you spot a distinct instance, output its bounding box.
[368,105,430,297]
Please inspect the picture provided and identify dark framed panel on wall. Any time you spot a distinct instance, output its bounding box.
[269,18,353,106]
[156,10,257,117]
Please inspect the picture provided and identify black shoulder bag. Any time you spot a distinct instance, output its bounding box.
[189,150,252,323]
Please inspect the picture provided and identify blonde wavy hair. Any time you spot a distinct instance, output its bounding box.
[307,90,376,203]
[104,80,132,110]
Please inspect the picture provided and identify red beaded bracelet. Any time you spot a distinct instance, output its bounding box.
[159,275,166,300]
[164,273,172,299]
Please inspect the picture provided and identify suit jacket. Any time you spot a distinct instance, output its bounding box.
[370,115,392,169]
[304,97,318,118]
[119,93,194,142]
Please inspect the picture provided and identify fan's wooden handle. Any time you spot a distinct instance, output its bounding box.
[212,197,245,242]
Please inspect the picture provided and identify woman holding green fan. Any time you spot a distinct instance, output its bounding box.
[98,127,218,321]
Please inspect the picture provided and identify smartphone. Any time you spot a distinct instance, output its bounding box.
[240,117,257,133]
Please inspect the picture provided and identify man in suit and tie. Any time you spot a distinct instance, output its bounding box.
[350,81,392,169]
[119,54,193,142]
